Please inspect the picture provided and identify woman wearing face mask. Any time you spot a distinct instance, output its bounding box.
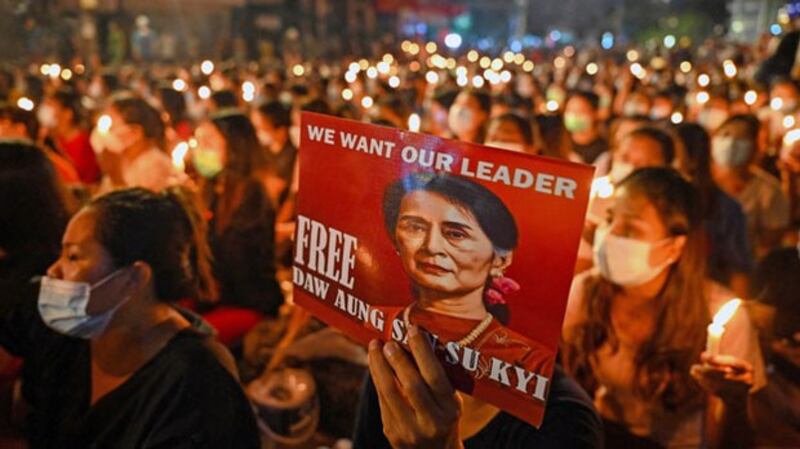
[92,93,186,193]
[39,87,101,185]
[564,91,608,165]
[0,187,260,448]
[676,123,752,298]
[193,110,284,323]
[484,113,537,154]
[353,172,603,449]
[563,167,766,449]
[448,90,491,144]
[711,115,790,257]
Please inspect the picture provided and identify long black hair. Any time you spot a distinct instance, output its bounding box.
[382,172,518,322]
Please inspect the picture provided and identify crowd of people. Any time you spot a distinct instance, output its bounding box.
[1,14,800,449]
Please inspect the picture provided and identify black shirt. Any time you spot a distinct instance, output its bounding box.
[352,366,604,449]
[0,279,261,449]
[572,138,608,165]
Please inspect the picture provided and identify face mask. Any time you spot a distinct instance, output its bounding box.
[712,135,753,168]
[192,147,224,178]
[650,107,672,121]
[289,125,300,148]
[593,226,674,287]
[37,269,130,339]
[448,106,476,137]
[90,127,127,155]
[623,102,649,118]
[485,140,526,153]
[88,81,104,99]
[699,109,729,132]
[598,95,612,109]
[609,160,635,183]
[37,105,57,129]
[257,131,274,147]
[564,113,591,133]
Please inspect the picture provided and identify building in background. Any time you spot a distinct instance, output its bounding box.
[728,0,784,42]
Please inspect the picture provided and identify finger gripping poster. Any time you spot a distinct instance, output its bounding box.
[293,112,594,427]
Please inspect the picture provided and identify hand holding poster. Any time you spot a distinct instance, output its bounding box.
[293,112,594,427]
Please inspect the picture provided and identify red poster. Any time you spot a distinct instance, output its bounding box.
[293,112,594,427]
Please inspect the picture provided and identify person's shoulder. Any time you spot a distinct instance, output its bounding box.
[749,166,783,192]
[158,329,241,384]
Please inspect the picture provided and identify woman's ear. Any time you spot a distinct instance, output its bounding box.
[129,261,153,293]
[667,235,687,264]
[492,251,514,272]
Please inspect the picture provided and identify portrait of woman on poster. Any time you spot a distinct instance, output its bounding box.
[379,172,553,385]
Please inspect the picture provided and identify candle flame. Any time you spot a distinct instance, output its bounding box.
[711,298,742,328]
[171,142,189,171]
[97,114,113,133]
[591,176,615,199]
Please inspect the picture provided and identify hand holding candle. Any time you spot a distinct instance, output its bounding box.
[706,298,742,357]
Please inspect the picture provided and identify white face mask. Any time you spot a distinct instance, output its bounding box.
[711,135,753,168]
[257,130,274,147]
[37,269,131,339]
[609,160,635,183]
[90,127,127,155]
[593,226,674,287]
[484,140,526,153]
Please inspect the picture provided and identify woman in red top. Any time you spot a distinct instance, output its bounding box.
[39,87,100,184]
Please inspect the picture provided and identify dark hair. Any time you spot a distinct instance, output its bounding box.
[90,187,217,302]
[382,173,518,322]
[432,89,459,110]
[0,141,71,279]
[564,167,708,411]
[750,247,800,338]
[489,113,534,145]
[0,103,39,139]
[158,85,188,125]
[301,98,331,115]
[569,90,600,110]
[462,90,492,114]
[51,87,83,126]
[717,114,760,142]
[624,126,676,165]
[536,114,571,159]
[209,110,266,177]
[256,100,291,130]
[110,93,166,150]
[211,90,239,110]
[675,123,716,217]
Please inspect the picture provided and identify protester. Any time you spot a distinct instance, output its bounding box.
[194,110,283,319]
[711,115,791,257]
[0,187,260,448]
[676,123,752,296]
[39,87,101,184]
[563,167,765,448]
[565,90,609,165]
[92,93,185,192]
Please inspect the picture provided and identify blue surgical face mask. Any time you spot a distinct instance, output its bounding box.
[37,269,130,339]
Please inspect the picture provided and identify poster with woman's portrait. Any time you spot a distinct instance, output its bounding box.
[293,112,594,427]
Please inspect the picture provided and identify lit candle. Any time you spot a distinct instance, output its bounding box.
[706,298,742,356]
[97,114,113,133]
[407,113,421,132]
[171,141,189,172]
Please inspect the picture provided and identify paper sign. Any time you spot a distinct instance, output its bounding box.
[293,112,594,427]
